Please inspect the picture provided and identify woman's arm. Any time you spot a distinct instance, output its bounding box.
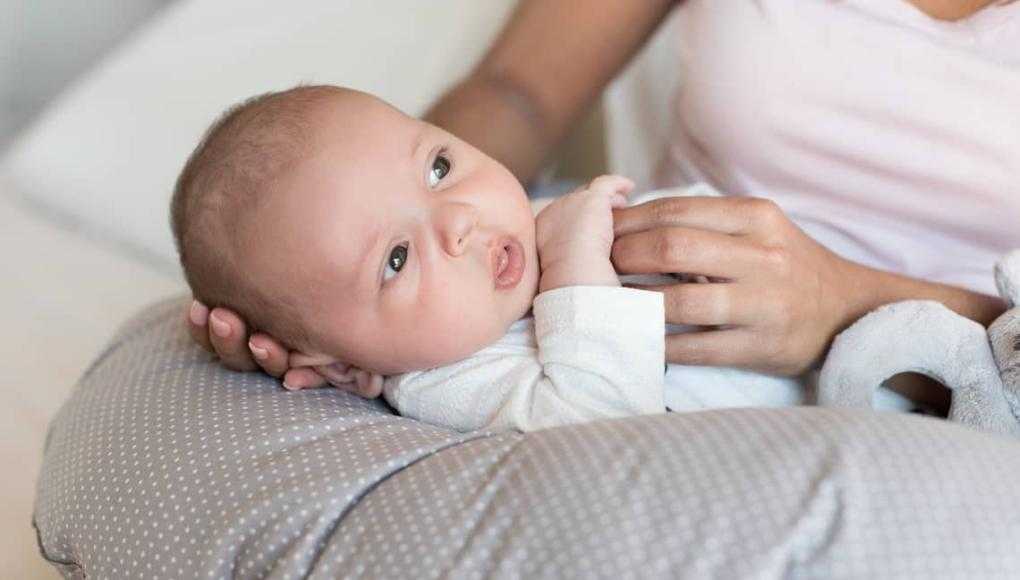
[840,261,1006,334]
[424,0,678,184]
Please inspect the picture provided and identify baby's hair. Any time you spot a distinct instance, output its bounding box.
[171,84,343,353]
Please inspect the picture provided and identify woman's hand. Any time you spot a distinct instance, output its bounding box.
[611,196,858,376]
[186,300,365,394]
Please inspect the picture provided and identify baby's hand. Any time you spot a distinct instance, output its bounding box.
[535,175,633,292]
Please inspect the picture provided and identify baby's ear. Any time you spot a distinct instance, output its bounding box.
[289,351,384,399]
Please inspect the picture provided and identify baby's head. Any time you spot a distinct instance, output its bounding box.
[171,85,539,378]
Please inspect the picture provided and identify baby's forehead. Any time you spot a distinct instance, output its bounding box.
[265,94,426,280]
[290,109,425,207]
[267,177,381,293]
[311,89,416,135]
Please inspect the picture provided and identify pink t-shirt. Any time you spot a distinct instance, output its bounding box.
[655,0,1020,295]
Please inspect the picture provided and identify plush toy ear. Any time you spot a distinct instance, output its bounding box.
[288,352,384,398]
[989,311,1020,413]
[994,249,1020,307]
[819,300,1019,437]
[990,249,1020,416]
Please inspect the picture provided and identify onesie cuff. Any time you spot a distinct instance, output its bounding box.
[533,286,664,339]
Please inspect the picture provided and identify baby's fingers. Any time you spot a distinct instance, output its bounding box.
[588,174,635,197]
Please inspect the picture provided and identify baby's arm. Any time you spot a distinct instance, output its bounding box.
[387,285,666,432]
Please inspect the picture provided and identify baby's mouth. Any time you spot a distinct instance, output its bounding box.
[492,236,525,290]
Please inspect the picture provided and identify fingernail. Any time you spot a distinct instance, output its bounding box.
[189,301,208,326]
[282,380,297,391]
[249,341,268,360]
[209,313,230,338]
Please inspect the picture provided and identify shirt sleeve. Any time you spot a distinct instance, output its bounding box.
[384,286,666,432]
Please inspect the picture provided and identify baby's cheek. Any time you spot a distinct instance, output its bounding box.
[412,296,504,365]
[399,326,487,371]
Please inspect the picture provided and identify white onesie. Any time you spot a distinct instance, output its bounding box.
[382,184,915,433]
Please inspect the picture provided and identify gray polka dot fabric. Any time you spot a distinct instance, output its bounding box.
[35,296,1020,578]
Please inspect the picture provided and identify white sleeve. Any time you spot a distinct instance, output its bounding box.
[385,286,666,432]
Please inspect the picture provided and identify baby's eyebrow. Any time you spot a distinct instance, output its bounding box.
[357,224,384,290]
[409,130,425,160]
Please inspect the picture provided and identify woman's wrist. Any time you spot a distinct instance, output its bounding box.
[836,258,1008,331]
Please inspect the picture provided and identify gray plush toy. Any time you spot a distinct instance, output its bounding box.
[819,250,1020,437]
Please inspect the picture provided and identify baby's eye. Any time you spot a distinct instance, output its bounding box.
[427,152,451,188]
[383,243,409,282]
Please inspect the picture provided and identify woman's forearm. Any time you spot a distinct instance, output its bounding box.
[425,74,553,184]
[838,259,1007,331]
[424,0,679,185]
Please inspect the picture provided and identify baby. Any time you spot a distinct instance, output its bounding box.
[172,85,914,432]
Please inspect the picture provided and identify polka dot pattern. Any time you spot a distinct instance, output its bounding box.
[35,296,1020,578]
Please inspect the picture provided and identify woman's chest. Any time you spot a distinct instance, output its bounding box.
[668,0,1020,249]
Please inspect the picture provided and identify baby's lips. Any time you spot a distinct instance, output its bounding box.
[491,235,526,290]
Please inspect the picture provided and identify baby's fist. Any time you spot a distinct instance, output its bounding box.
[536,175,633,253]
[535,174,634,291]
[585,174,634,209]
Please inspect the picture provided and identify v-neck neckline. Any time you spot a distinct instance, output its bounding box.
[904,0,1000,23]
[854,0,1018,36]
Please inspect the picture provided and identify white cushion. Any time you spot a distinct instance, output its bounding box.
[0,0,516,276]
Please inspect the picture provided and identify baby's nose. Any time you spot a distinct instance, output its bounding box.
[437,202,478,257]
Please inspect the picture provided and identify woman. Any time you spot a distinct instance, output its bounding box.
[186,0,1017,404]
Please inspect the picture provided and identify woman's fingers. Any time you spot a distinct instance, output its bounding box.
[612,226,765,279]
[613,195,784,239]
[665,327,769,370]
[247,333,290,378]
[188,300,291,375]
[207,307,259,372]
[282,368,328,391]
[187,300,215,354]
[626,281,750,326]
[188,299,308,382]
